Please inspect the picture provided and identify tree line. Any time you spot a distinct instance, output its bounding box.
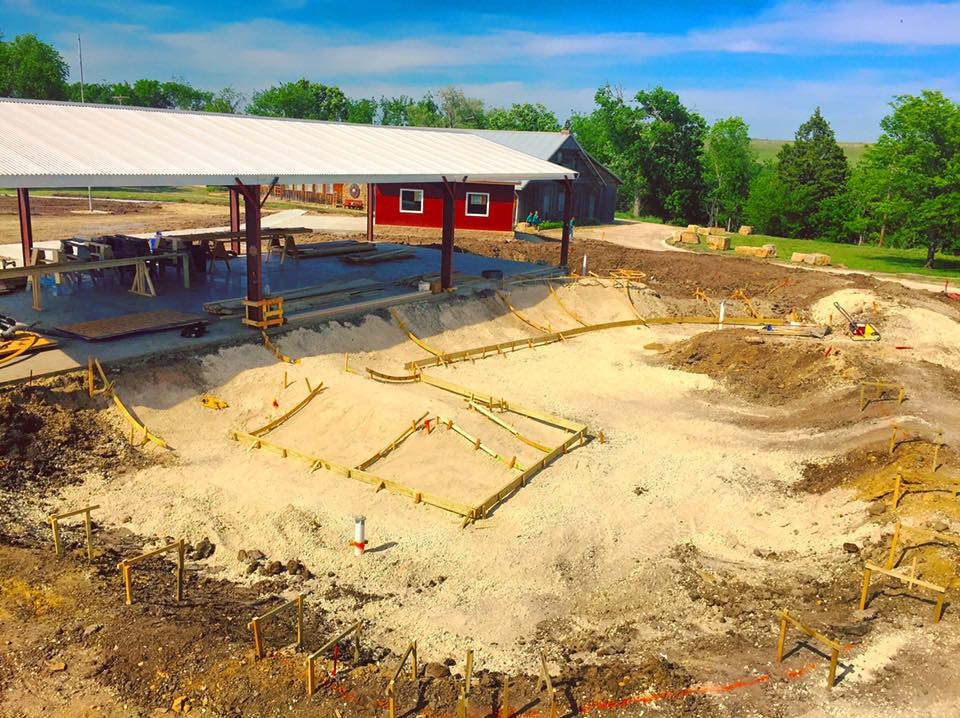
[2,32,957,266]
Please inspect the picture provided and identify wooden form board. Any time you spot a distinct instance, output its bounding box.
[403,315,788,370]
[57,310,206,341]
[231,373,590,526]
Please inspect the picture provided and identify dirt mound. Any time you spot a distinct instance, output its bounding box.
[0,382,148,491]
[664,329,844,402]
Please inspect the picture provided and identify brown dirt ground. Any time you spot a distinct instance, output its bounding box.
[0,380,150,493]
[0,200,231,246]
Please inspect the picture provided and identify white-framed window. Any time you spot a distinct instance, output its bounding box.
[465,192,490,217]
[400,188,424,213]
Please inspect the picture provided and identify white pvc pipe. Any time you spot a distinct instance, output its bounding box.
[354,516,366,556]
[718,300,726,329]
[581,254,587,276]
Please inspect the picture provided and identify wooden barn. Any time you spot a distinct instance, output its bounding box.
[374,129,620,232]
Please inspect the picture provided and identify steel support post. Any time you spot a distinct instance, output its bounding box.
[441,180,456,289]
[229,187,241,254]
[366,183,375,243]
[17,188,33,265]
[559,179,573,269]
[237,183,263,322]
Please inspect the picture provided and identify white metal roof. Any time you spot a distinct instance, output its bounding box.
[454,129,570,161]
[0,99,577,189]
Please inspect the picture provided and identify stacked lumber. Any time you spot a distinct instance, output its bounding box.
[707,236,731,250]
[738,226,753,235]
[790,252,832,266]
[341,247,415,264]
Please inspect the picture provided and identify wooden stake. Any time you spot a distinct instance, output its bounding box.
[502,675,510,718]
[465,649,474,696]
[50,517,62,557]
[859,567,873,610]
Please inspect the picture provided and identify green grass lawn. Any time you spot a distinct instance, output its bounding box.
[714,233,960,281]
[750,139,871,165]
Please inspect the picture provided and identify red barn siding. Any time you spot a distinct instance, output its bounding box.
[375,183,515,232]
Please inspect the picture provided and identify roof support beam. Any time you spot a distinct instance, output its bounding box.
[17,188,33,266]
[559,178,573,269]
[440,178,456,290]
[234,180,263,322]
[366,183,375,244]
[229,187,241,255]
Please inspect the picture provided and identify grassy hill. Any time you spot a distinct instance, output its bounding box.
[750,139,871,165]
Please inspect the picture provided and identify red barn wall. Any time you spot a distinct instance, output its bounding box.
[374,183,515,232]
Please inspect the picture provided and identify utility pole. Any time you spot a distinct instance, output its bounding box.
[78,34,93,212]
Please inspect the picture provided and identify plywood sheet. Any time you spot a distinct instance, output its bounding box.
[57,310,206,341]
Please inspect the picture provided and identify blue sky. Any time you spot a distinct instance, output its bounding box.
[2,0,958,139]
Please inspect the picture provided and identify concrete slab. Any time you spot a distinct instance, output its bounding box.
[0,243,552,384]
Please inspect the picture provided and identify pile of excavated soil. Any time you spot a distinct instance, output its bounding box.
[0,381,147,491]
[663,328,857,403]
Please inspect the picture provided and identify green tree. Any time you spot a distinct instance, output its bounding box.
[864,91,960,267]
[486,103,561,131]
[436,86,485,128]
[743,161,790,235]
[0,33,69,99]
[776,107,849,238]
[346,97,377,124]
[573,85,706,222]
[701,116,756,229]
[204,87,243,113]
[405,93,443,127]
[378,95,414,125]
[247,79,350,120]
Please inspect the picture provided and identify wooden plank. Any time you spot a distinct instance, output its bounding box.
[405,315,787,370]
[419,374,585,433]
[390,308,446,359]
[356,412,430,470]
[0,252,182,280]
[468,400,551,452]
[864,561,946,594]
[112,392,170,449]
[497,291,554,333]
[473,428,586,519]
[56,310,206,341]
[776,610,842,651]
[247,382,326,437]
[230,430,477,519]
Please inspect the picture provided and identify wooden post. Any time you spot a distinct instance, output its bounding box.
[828,648,839,688]
[859,567,873,610]
[933,431,943,472]
[84,509,94,561]
[775,613,788,662]
[502,675,510,718]
[122,563,133,605]
[387,680,396,718]
[465,649,474,695]
[889,425,899,455]
[891,473,903,509]
[440,180,455,290]
[50,518,62,557]
[859,385,866,412]
[251,618,264,659]
[17,188,33,267]
[175,539,185,602]
[87,357,95,397]
[886,522,901,570]
[457,683,466,718]
[296,594,304,650]
[307,656,316,696]
[559,178,572,268]
[934,591,946,623]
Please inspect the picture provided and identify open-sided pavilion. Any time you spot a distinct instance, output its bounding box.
[0,99,577,321]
